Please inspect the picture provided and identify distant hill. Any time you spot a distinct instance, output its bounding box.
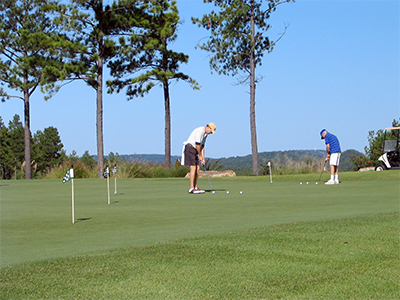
[113,149,362,173]
[219,150,326,167]
[217,149,362,173]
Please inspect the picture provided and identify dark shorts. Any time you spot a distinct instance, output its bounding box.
[184,144,198,166]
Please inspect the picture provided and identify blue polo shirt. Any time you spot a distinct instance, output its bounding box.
[325,132,341,153]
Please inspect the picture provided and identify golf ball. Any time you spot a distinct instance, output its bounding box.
[114,192,117,195]
[227,191,230,194]
[306,182,309,185]
[212,191,216,194]
[300,182,303,185]
[240,191,243,194]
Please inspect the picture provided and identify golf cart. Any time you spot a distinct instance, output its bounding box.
[375,127,400,171]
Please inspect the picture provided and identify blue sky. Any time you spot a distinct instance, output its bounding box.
[1,0,399,160]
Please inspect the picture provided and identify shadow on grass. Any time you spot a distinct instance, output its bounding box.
[76,217,92,222]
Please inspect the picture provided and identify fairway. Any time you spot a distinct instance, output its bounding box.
[1,171,398,267]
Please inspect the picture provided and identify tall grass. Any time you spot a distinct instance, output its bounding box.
[115,159,189,178]
[43,159,189,179]
[43,156,347,179]
[43,160,96,179]
[260,156,324,175]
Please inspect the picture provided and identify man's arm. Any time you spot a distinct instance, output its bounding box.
[325,144,331,162]
[197,144,205,165]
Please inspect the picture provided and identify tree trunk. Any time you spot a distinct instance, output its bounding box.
[24,86,31,179]
[96,54,104,178]
[250,1,259,175]
[163,80,171,168]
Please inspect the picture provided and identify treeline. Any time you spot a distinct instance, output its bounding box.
[0,115,359,180]
[2,114,398,179]
[0,114,190,180]
[1,115,65,179]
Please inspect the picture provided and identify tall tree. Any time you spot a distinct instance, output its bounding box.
[192,0,292,175]
[59,0,147,177]
[0,115,25,179]
[80,150,96,169]
[0,0,85,179]
[107,0,199,168]
[32,126,66,176]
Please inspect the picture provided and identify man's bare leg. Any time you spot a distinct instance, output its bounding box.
[190,165,197,189]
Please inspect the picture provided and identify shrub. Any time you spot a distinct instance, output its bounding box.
[44,160,92,179]
[350,154,373,171]
[260,157,322,176]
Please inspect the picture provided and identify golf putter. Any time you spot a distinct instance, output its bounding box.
[203,164,214,191]
[316,160,327,184]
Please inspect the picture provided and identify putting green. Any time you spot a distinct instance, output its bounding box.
[1,171,398,266]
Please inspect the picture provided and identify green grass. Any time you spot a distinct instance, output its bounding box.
[1,171,399,299]
[1,213,398,299]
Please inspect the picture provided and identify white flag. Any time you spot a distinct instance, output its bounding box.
[267,161,271,167]
[103,166,109,178]
[112,166,117,174]
[62,170,71,183]
[62,168,74,183]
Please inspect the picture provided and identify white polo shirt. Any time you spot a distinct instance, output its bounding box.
[186,126,208,148]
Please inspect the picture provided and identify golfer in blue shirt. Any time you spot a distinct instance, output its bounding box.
[320,129,341,185]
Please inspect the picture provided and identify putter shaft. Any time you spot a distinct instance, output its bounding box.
[203,165,214,190]
[318,160,327,182]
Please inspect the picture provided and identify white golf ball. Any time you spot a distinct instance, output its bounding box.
[306,182,309,185]
[227,191,229,194]
[300,182,303,185]
[240,191,243,194]
[114,192,117,195]
[212,191,216,194]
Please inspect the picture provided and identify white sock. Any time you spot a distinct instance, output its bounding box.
[334,175,339,182]
[330,175,334,181]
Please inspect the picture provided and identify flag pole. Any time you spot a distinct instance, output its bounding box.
[106,165,110,205]
[62,165,75,223]
[268,161,273,184]
[113,164,117,195]
[70,165,75,224]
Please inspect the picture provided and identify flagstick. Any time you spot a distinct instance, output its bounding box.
[107,166,110,205]
[63,165,75,223]
[112,164,118,195]
[71,178,75,224]
[269,162,273,184]
[70,166,75,224]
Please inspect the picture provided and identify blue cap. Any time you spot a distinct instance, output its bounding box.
[320,129,326,139]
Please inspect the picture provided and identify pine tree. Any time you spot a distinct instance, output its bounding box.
[107,0,199,168]
[32,126,66,176]
[0,115,25,179]
[59,0,151,176]
[192,0,293,175]
[0,0,86,179]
